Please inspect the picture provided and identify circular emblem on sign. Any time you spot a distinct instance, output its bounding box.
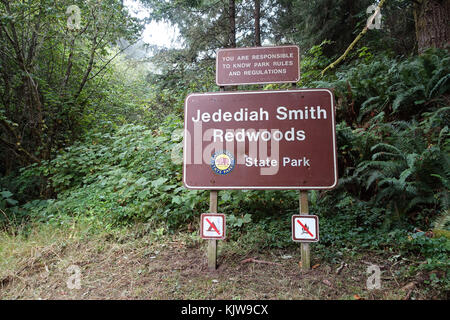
[210,151,235,175]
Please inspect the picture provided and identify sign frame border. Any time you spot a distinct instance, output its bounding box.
[183,88,338,190]
[200,213,227,240]
[291,214,320,242]
[215,45,301,86]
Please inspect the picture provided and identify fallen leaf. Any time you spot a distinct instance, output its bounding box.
[312,264,320,269]
[401,282,416,291]
[322,279,332,287]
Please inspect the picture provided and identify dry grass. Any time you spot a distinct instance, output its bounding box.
[0,223,439,300]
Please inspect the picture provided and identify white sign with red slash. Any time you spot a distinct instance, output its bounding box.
[201,213,226,240]
[292,215,319,242]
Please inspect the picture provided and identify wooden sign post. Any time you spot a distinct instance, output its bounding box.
[208,190,218,270]
[206,86,225,271]
[299,191,310,271]
[292,82,310,272]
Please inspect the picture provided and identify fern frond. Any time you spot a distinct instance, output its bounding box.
[356,160,399,174]
[433,212,450,230]
[405,153,418,168]
[366,170,384,190]
[371,143,402,155]
[428,74,450,98]
[399,168,414,184]
[372,151,404,161]
[405,195,436,212]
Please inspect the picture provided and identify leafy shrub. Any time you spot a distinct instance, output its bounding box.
[312,48,450,125]
[14,119,207,229]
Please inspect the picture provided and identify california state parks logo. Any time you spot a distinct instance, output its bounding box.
[210,150,235,175]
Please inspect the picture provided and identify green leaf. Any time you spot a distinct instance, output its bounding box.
[151,177,168,188]
[135,177,149,186]
[6,198,18,206]
[0,191,13,198]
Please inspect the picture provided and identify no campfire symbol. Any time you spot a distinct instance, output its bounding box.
[292,215,319,242]
[200,213,226,240]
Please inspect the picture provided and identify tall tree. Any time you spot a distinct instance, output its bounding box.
[272,0,374,56]
[254,0,261,46]
[413,0,450,53]
[229,0,236,47]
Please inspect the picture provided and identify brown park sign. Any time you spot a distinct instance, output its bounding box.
[216,45,300,86]
[183,89,338,190]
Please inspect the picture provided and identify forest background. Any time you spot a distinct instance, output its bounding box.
[0,0,449,299]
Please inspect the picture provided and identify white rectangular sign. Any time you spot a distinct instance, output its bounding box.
[200,213,226,240]
[292,215,319,242]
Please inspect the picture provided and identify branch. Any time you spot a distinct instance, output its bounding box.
[74,10,117,99]
[321,0,388,77]
[0,135,40,164]
[75,35,98,99]
[26,7,42,67]
[61,37,76,90]
[0,115,40,164]
[86,41,136,82]
[241,257,282,266]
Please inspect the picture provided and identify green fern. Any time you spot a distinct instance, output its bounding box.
[433,212,450,231]
[354,117,449,223]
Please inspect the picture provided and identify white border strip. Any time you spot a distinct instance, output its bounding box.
[215,45,301,86]
[183,89,338,190]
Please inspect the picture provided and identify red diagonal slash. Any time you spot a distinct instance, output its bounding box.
[205,218,221,235]
[297,219,314,237]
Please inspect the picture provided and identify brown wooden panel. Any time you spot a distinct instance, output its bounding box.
[216,46,300,86]
[183,89,337,189]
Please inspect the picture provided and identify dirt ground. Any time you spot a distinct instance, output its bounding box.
[0,225,440,300]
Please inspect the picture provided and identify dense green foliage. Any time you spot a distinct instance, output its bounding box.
[1,0,449,296]
[275,0,416,57]
[0,0,143,172]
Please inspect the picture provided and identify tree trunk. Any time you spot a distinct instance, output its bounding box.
[254,0,261,46]
[414,0,450,54]
[228,0,236,48]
